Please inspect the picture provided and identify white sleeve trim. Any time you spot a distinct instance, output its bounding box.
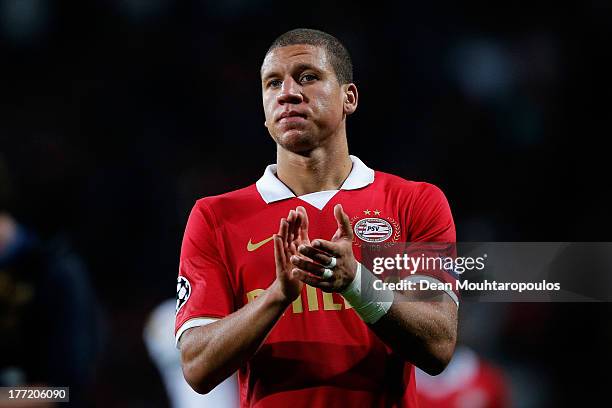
[175,317,219,349]
[402,275,459,307]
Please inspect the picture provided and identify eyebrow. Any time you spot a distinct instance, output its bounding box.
[261,63,322,83]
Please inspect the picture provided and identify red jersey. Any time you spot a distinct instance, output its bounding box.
[175,156,456,408]
[416,346,509,408]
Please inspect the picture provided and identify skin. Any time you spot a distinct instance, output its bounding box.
[0,213,17,252]
[261,44,357,196]
[0,214,56,406]
[180,44,457,394]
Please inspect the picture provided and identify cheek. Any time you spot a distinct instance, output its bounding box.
[312,90,343,120]
[262,98,275,121]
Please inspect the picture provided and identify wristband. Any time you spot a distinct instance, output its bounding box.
[340,262,394,324]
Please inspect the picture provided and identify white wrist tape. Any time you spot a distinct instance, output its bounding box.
[340,262,394,324]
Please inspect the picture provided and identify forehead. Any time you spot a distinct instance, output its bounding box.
[261,44,332,77]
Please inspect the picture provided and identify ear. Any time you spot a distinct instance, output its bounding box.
[264,120,268,128]
[343,83,358,116]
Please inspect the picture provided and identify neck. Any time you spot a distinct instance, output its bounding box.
[276,135,353,197]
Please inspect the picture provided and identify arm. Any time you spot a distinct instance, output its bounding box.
[369,285,457,375]
[179,210,305,394]
[179,280,290,394]
[289,204,457,375]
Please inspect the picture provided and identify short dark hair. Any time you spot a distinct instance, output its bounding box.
[265,28,353,84]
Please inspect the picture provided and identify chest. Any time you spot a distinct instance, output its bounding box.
[220,195,407,307]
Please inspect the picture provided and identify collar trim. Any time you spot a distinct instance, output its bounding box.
[255,155,375,204]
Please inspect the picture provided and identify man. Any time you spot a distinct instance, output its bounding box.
[0,158,102,406]
[175,28,458,407]
[145,298,239,407]
[416,345,509,408]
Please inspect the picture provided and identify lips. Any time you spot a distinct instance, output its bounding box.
[277,110,307,122]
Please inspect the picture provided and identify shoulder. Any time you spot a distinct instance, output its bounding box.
[195,184,260,208]
[371,171,455,241]
[183,184,262,248]
[192,184,264,222]
[373,170,449,203]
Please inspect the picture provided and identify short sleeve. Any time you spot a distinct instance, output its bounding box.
[406,183,459,302]
[408,183,455,243]
[174,200,234,342]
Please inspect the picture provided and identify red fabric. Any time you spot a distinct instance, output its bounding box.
[175,171,456,407]
[417,360,509,408]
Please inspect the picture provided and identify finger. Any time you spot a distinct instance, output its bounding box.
[334,204,353,240]
[297,244,335,266]
[279,218,289,248]
[290,210,302,244]
[311,239,342,257]
[286,210,296,243]
[278,217,286,236]
[290,214,303,255]
[290,255,326,276]
[273,234,285,270]
[292,268,333,289]
[296,206,310,243]
[285,209,302,254]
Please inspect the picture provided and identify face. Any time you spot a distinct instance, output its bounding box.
[261,44,357,153]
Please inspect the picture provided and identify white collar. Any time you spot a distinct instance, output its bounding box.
[256,155,375,204]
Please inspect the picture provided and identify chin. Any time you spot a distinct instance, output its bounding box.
[275,130,319,154]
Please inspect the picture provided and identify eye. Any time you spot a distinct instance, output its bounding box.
[268,79,282,89]
[300,74,317,83]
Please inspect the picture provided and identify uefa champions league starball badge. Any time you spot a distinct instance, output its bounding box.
[176,276,191,314]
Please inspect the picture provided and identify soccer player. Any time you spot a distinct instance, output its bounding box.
[175,28,458,407]
[416,345,509,408]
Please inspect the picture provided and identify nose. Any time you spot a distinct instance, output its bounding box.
[277,77,303,105]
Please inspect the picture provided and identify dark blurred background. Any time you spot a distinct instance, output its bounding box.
[1,0,611,406]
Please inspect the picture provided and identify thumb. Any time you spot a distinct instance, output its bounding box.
[334,204,353,239]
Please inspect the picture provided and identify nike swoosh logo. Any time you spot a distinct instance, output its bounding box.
[247,235,274,252]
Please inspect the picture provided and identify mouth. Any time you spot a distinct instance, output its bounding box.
[277,111,307,122]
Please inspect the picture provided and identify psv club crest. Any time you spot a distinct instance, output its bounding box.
[351,210,400,247]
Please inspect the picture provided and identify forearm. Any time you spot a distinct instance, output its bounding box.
[180,281,290,393]
[340,264,457,374]
[369,291,457,375]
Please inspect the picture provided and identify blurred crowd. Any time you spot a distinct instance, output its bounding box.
[1,0,611,406]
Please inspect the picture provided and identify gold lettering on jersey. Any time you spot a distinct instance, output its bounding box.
[246,288,265,303]
[246,286,354,314]
[306,284,319,311]
[344,297,353,309]
[292,295,303,313]
[322,292,342,310]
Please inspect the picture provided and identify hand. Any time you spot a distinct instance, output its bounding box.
[292,206,311,248]
[290,204,358,292]
[272,210,304,304]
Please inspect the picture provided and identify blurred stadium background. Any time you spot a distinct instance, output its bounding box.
[1,0,611,406]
